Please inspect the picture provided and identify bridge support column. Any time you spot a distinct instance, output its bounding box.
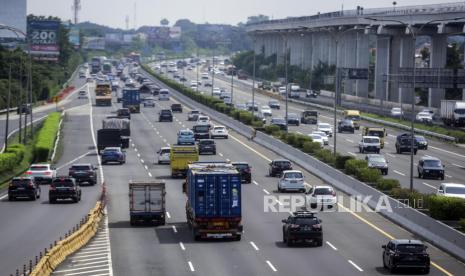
[302,34,312,69]
[289,34,304,67]
[343,33,357,96]
[311,33,322,69]
[276,35,284,65]
[356,32,369,98]
[375,36,390,101]
[399,35,415,105]
[429,34,447,108]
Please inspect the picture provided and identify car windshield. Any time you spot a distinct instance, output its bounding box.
[313,132,326,137]
[392,108,401,112]
[269,101,278,105]
[288,113,298,118]
[52,180,74,187]
[310,135,321,140]
[369,156,386,163]
[233,164,249,169]
[161,110,171,114]
[200,140,214,145]
[214,127,225,131]
[363,138,379,143]
[30,166,48,171]
[275,161,291,167]
[284,172,303,179]
[319,124,330,129]
[314,187,333,195]
[272,118,286,124]
[303,111,317,116]
[445,186,465,194]
[11,179,32,186]
[294,218,319,225]
[191,111,200,114]
[424,160,442,167]
[103,149,119,153]
[368,131,384,137]
[70,165,91,170]
[416,136,426,142]
[194,125,210,132]
[454,108,465,115]
[346,115,360,121]
[397,244,425,253]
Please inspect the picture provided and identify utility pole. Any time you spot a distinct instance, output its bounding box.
[4,65,11,150]
[18,59,22,144]
[72,0,81,24]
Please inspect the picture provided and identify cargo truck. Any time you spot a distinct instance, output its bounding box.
[170,145,199,178]
[102,118,131,136]
[184,162,242,241]
[440,100,465,127]
[343,110,361,130]
[287,83,301,98]
[122,88,141,113]
[97,129,129,153]
[95,83,112,106]
[129,181,166,226]
[102,62,112,74]
[91,57,101,74]
[362,127,387,148]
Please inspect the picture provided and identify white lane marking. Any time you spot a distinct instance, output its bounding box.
[452,163,464,169]
[430,146,465,159]
[131,143,135,147]
[326,241,338,251]
[53,267,110,274]
[0,193,7,200]
[134,148,138,152]
[253,180,259,186]
[219,153,224,157]
[226,158,230,162]
[148,172,152,177]
[144,165,148,170]
[56,151,92,170]
[137,153,141,157]
[249,241,259,251]
[348,260,364,272]
[388,134,396,138]
[178,121,182,125]
[182,124,186,127]
[166,211,171,218]
[394,170,406,176]
[69,260,108,267]
[263,189,270,195]
[71,252,109,258]
[188,261,195,272]
[386,153,396,158]
[71,256,108,263]
[87,84,104,183]
[172,225,177,233]
[422,182,436,189]
[179,242,186,251]
[266,260,277,272]
[384,142,390,145]
[348,152,357,157]
[163,139,167,143]
[345,139,354,143]
[446,174,452,178]
[141,159,145,164]
[167,143,170,146]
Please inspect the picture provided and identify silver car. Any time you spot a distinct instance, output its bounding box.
[278,170,306,193]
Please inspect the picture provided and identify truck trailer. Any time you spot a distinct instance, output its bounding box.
[170,146,199,178]
[184,162,242,241]
[122,88,141,113]
[129,181,166,226]
[440,100,465,127]
[95,83,112,106]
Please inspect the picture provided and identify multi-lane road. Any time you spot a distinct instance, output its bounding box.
[2,64,465,275]
[173,65,465,195]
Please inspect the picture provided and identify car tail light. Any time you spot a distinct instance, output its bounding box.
[25,171,32,175]
[44,172,51,175]
[290,224,300,229]
[28,182,34,188]
[312,223,321,229]
[50,185,56,191]
[332,191,336,196]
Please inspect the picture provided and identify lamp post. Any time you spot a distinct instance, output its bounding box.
[364,16,465,192]
[252,37,256,117]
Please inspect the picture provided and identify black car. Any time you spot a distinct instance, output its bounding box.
[300,110,318,124]
[415,136,428,150]
[382,239,430,274]
[192,125,210,140]
[232,162,252,183]
[68,163,98,185]
[338,119,355,133]
[8,177,40,201]
[269,159,292,177]
[268,100,280,109]
[418,157,444,180]
[117,108,131,119]
[159,109,173,122]
[197,139,216,155]
[282,211,323,246]
[270,118,288,131]
[49,177,82,204]
[286,113,300,126]
[17,103,32,114]
[171,103,183,113]
[395,134,418,155]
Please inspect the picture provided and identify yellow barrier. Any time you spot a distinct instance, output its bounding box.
[29,201,104,276]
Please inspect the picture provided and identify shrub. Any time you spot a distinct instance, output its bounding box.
[390,188,429,209]
[286,133,297,147]
[460,218,465,232]
[294,134,312,149]
[356,167,381,183]
[376,178,400,191]
[314,149,335,165]
[34,112,61,162]
[428,195,465,221]
[302,141,321,154]
[335,155,354,169]
[344,159,368,175]
[264,125,281,135]
[251,120,264,128]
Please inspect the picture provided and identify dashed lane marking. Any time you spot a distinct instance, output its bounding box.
[266,260,277,272]
[348,260,363,272]
[326,241,338,251]
[249,241,259,251]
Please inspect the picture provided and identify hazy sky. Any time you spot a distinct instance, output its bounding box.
[28,0,452,28]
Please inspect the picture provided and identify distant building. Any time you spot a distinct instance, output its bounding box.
[83,37,105,50]
[0,0,27,39]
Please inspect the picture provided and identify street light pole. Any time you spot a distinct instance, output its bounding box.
[211,49,215,96]
[196,48,199,93]
[231,67,234,105]
[283,33,289,133]
[4,65,11,150]
[252,38,256,117]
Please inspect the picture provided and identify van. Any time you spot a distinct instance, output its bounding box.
[159,89,170,101]
[343,110,361,130]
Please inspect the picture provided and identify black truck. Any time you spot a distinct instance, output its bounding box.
[97,129,129,153]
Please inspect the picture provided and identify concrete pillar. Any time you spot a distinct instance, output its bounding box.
[311,33,321,69]
[429,34,447,108]
[302,34,312,69]
[388,36,401,102]
[356,32,369,98]
[263,35,272,58]
[320,34,330,65]
[374,36,391,101]
[399,35,415,105]
[289,34,304,66]
[276,35,284,65]
[328,37,337,66]
[342,33,358,96]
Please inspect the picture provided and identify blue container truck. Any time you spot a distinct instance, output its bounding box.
[122,88,141,113]
[184,162,242,241]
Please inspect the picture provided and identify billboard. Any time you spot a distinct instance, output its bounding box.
[82,37,105,50]
[69,26,80,48]
[28,20,60,61]
[0,0,27,39]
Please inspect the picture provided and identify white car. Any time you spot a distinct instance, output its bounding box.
[437,183,465,199]
[190,84,198,90]
[78,90,87,99]
[316,123,333,137]
[212,87,221,96]
[390,107,403,117]
[416,111,433,123]
[26,163,57,184]
[307,185,337,210]
[196,115,211,126]
[311,131,328,145]
[260,105,272,117]
[210,125,229,139]
[308,134,324,147]
[359,136,381,154]
[157,147,171,164]
[278,170,306,193]
[278,86,287,96]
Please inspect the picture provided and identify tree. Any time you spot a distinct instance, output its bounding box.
[160,18,169,26]
[246,15,270,25]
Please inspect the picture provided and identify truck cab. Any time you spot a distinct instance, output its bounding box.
[343,110,361,130]
[300,110,318,124]
[362,127,386,148]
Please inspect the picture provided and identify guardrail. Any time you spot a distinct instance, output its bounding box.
[142,67,465,262]
[24,187,106,276]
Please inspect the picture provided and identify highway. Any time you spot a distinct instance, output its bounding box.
[0,75,103,275]
[168,64,465,195]
[98,68,464,275]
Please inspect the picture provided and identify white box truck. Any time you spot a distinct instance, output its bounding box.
[440,100,465,126]
[129,181,166,226]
